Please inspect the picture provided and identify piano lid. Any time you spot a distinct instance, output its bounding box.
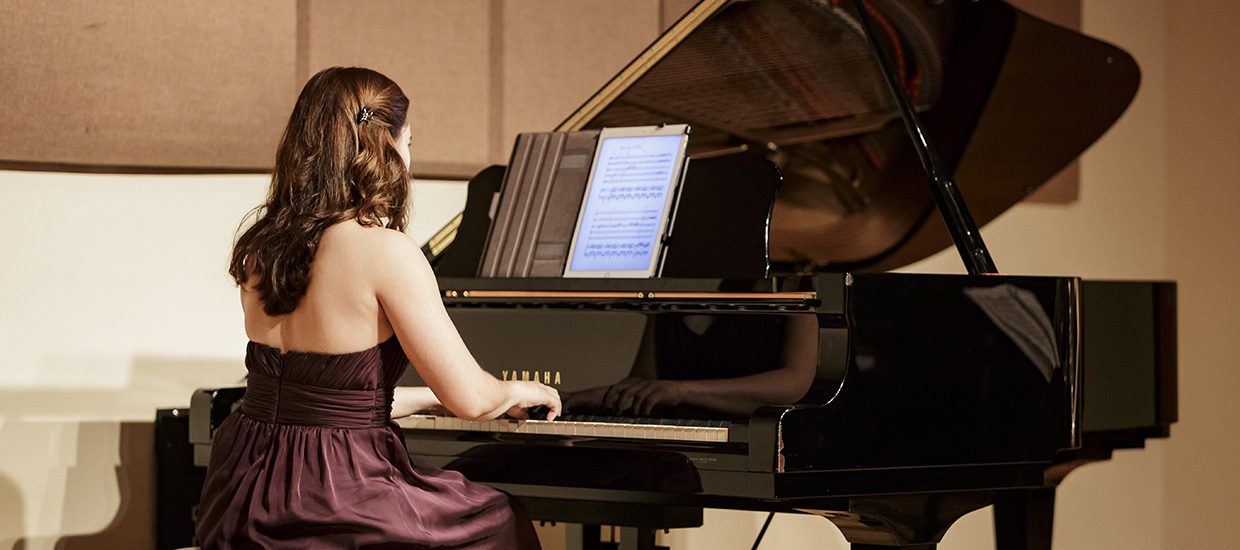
[555,0,1139,272]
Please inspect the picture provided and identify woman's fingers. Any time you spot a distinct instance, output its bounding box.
[506,405,530,420]
[542,384,562,421]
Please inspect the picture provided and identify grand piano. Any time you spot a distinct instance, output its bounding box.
[167,1,1176,549]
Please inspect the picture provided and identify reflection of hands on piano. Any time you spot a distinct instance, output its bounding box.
[582,313,820,419]
[565,378,685,416]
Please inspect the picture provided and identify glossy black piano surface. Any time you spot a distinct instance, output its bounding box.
[404,273,1083,477]
[166,1,1175,549]
[385,274,1173,547]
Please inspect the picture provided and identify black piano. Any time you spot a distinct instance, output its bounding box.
[164,1,1175,549]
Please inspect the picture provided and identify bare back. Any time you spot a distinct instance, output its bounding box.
[239,217,560,422]
[242,220,395,354]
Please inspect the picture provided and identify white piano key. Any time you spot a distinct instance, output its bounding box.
[398,415,729,443]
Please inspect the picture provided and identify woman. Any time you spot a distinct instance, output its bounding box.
[196,67,560,549]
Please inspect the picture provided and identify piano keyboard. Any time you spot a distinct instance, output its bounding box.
[396,414,731,443]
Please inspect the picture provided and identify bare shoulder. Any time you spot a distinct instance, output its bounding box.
[320,220,433,284]
[320,220,417,258]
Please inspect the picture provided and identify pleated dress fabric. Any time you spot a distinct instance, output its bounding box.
[196,336,530,550]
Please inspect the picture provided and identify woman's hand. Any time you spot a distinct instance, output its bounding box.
[502,381,562,421]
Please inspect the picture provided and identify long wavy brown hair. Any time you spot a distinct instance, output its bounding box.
[229,67,411,315]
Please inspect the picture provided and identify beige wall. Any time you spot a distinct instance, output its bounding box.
[0,172,466,548]
[1163,0,1240,547]
[2,0,1238,548]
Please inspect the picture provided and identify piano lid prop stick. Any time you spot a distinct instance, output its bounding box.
[851,0,999,275]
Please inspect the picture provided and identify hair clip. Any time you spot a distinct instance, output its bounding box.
[357,107,374,124]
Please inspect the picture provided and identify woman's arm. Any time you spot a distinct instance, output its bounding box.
[371,230,561,421]
[390,386,445,418]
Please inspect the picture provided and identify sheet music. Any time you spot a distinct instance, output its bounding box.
[568,134,684,273]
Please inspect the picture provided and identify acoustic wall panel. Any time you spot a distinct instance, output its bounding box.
[304,1,494,176]
[500,1,662,161]
[0,0,297,171]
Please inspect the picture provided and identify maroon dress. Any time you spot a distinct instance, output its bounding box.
[196,336,537,549]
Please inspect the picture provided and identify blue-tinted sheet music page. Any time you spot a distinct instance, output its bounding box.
[568,134,684,274]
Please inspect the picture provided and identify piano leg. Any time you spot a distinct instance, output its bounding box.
[617,527,659,550]
[851,545,935,550]
[806,493,993,549]
[565,525,663,550]
[992,488,1056,550]
[564,524,601,550]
